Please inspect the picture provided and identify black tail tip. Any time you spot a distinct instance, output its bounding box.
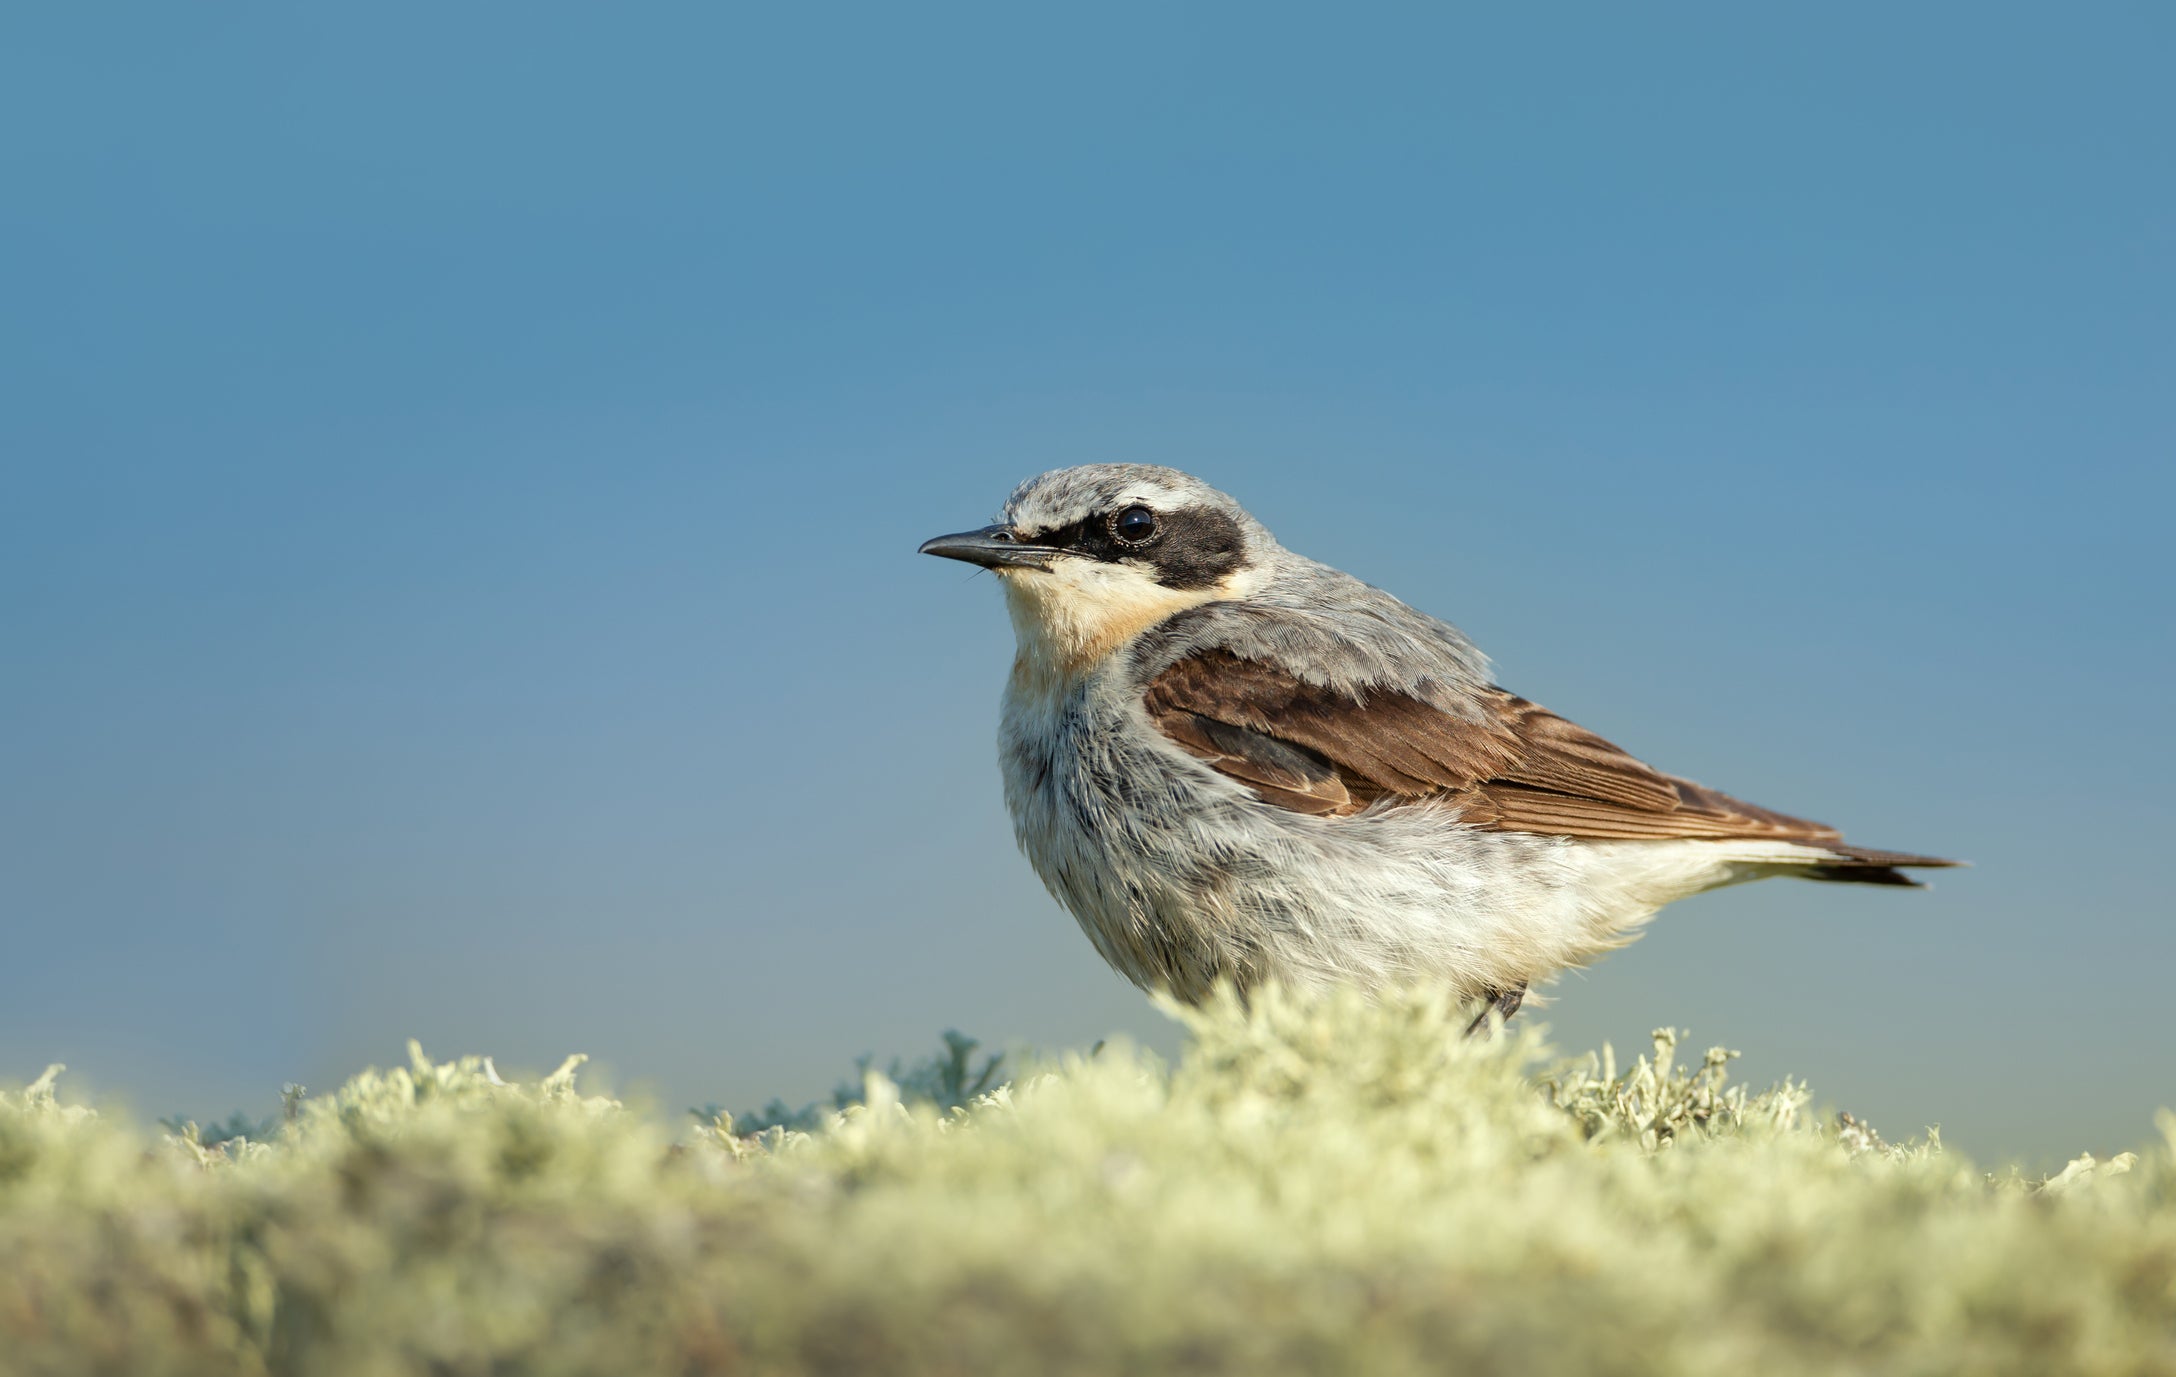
[1805,864,1927,888]
[1805,846,1966,888]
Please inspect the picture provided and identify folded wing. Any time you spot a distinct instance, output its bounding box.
[1143,650,1953,872]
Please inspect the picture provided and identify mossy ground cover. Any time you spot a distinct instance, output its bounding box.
[4,986,2172,1376]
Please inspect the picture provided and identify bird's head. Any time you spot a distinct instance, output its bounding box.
[920,465,1271,677]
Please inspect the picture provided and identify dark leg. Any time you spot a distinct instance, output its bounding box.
[1463,984,1526,1039]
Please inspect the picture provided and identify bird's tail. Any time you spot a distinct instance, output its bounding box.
[1799,844,1964,889]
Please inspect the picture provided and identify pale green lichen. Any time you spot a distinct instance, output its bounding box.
[699,1027,1008,1136]
[3,986,2172,1375]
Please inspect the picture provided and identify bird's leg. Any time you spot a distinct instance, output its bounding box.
[1463,984,1527,1039]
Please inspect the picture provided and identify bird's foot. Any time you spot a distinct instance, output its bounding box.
[1463,984,1526,1039]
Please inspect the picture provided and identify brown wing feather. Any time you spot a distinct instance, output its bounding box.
[1155,709,1354,816]
[1143,650,1849,846]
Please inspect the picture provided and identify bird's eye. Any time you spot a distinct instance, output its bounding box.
[1111,505,1159,545]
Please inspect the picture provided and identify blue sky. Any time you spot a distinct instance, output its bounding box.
[3,4,2169,1164]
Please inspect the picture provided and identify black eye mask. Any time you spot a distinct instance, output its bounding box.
[1022,506,1246,590]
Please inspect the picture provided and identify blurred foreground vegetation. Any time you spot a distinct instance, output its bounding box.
[4,987,2173,1376]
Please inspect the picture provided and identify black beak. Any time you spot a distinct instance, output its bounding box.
[917,524,1058,571]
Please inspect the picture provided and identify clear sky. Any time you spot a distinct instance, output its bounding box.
[3,5,2169,1166]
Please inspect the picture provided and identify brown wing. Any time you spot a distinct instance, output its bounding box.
[1143,649,1849,845]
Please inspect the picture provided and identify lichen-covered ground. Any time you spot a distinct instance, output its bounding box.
[4,986,2171,1376]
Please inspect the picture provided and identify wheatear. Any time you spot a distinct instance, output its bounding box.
[920,465,1956,1028]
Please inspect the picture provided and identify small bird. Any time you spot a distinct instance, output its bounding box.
[920,465,1956,1030]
